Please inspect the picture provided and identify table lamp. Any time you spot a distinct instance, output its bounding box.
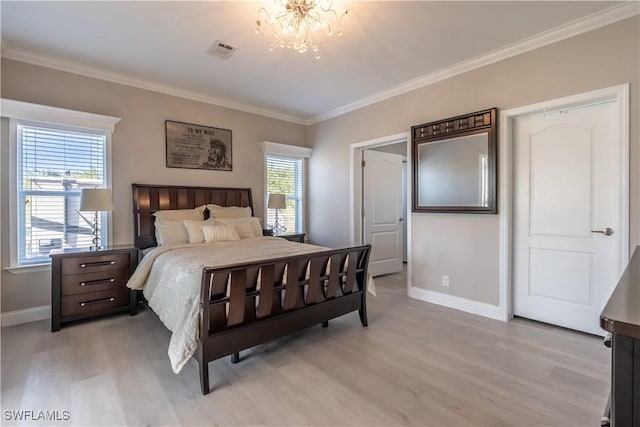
[79,188,113,249]
[267,193,286,235]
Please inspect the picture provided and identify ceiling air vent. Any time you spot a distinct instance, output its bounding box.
[207,40,237,59]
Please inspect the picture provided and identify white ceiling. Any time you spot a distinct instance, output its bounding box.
[1,1,635,124]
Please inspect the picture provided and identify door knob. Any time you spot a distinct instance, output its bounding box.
[591,227,614,236]
[398,218,404,222]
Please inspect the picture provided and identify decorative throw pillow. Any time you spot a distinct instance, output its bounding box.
[214,217,263,239]
[202,224,240,243]
[207,204,252,219]
[155,221,189,245]
[154,206,206,224]
[182,219,216,244]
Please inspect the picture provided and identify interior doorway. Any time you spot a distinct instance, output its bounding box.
[350,133,410,279]
[499,84,630,332]
[513,100,622,335]
[362,149,405,276]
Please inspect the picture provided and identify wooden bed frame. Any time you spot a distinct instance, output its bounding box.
[131,184,371,395]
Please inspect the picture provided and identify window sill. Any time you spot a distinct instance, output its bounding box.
[4,263,51,274]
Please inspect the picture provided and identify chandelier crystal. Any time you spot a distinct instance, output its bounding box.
[255,0,348,59]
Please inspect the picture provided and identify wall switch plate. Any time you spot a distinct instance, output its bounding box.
[441,275,450,287]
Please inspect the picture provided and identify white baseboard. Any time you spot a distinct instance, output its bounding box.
[408,286,505,321]
[1,305,51,327]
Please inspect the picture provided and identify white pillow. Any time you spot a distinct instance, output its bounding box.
[182,219,216,244]
[214,217,263,239]
[154,206,206,224]
[207,204,252,219]
[155,221,189,245]
[203,224,240,243]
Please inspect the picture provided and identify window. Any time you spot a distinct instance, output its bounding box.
[17,123,107,265]
[266,154,303,233]
[2,99,120,268]
[262,142,312,235]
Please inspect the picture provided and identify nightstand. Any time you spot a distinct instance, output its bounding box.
[274,232,306,243]
[50,245,138,332]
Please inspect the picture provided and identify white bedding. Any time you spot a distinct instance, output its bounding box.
[127,237,354,373]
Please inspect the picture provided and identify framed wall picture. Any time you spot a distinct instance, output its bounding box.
[165,120,232,171]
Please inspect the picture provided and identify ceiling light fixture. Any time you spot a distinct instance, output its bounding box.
[255,0,348,59]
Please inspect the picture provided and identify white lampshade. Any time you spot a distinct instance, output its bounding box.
[80,188,113,212]
[267,193,286,210]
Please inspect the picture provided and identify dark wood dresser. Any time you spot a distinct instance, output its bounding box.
[50,245,138,332]
[600,245,640,426]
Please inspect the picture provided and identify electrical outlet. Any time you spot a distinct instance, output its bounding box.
[441,275,450,287]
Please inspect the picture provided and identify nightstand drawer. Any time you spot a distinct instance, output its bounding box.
[61,253,129,275]
[51,246,139,331]
[61,268,129,296]
[61,289,129,317]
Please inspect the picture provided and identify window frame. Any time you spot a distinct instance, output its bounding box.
[261,141,312,235]
[2,99,120,272]
[265,153,304,233]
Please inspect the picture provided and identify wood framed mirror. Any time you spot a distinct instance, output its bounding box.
[412,108,497,213]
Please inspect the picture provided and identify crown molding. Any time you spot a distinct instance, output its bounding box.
[0,48,308,125]
[1,2,637,127]
[307,1,639,125]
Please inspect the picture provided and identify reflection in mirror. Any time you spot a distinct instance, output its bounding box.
[418,133,489,207]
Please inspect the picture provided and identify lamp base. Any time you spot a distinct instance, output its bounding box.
[273,210,286,235]
[90,211,102,251]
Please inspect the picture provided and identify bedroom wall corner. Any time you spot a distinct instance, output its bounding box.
[0,58,308,317]
[307,16,640,312]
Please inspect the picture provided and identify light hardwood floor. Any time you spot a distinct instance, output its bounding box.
[1,270,610,426]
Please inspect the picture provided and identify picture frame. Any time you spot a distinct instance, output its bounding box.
[165,120,232,171]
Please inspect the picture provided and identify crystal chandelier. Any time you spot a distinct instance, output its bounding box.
[255,0,349,59]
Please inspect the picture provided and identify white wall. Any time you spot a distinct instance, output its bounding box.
[307,17,639,307]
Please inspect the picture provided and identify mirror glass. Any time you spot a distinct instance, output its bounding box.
[417,133,489,207]
[412,107,497,213]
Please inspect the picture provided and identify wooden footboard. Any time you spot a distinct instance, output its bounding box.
[195,245,371,395]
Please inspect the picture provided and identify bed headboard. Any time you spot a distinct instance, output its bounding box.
[132,183,254,249]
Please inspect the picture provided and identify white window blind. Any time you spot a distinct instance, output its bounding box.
[17,122,107,265]
[266,154,303,233]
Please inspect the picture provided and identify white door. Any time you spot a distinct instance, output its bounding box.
[513,101,622,336]
[363,150,404,277]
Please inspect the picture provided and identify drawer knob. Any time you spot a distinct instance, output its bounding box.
[79,260,116,268]
[80,297,115,307]
[80,278,115,286]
